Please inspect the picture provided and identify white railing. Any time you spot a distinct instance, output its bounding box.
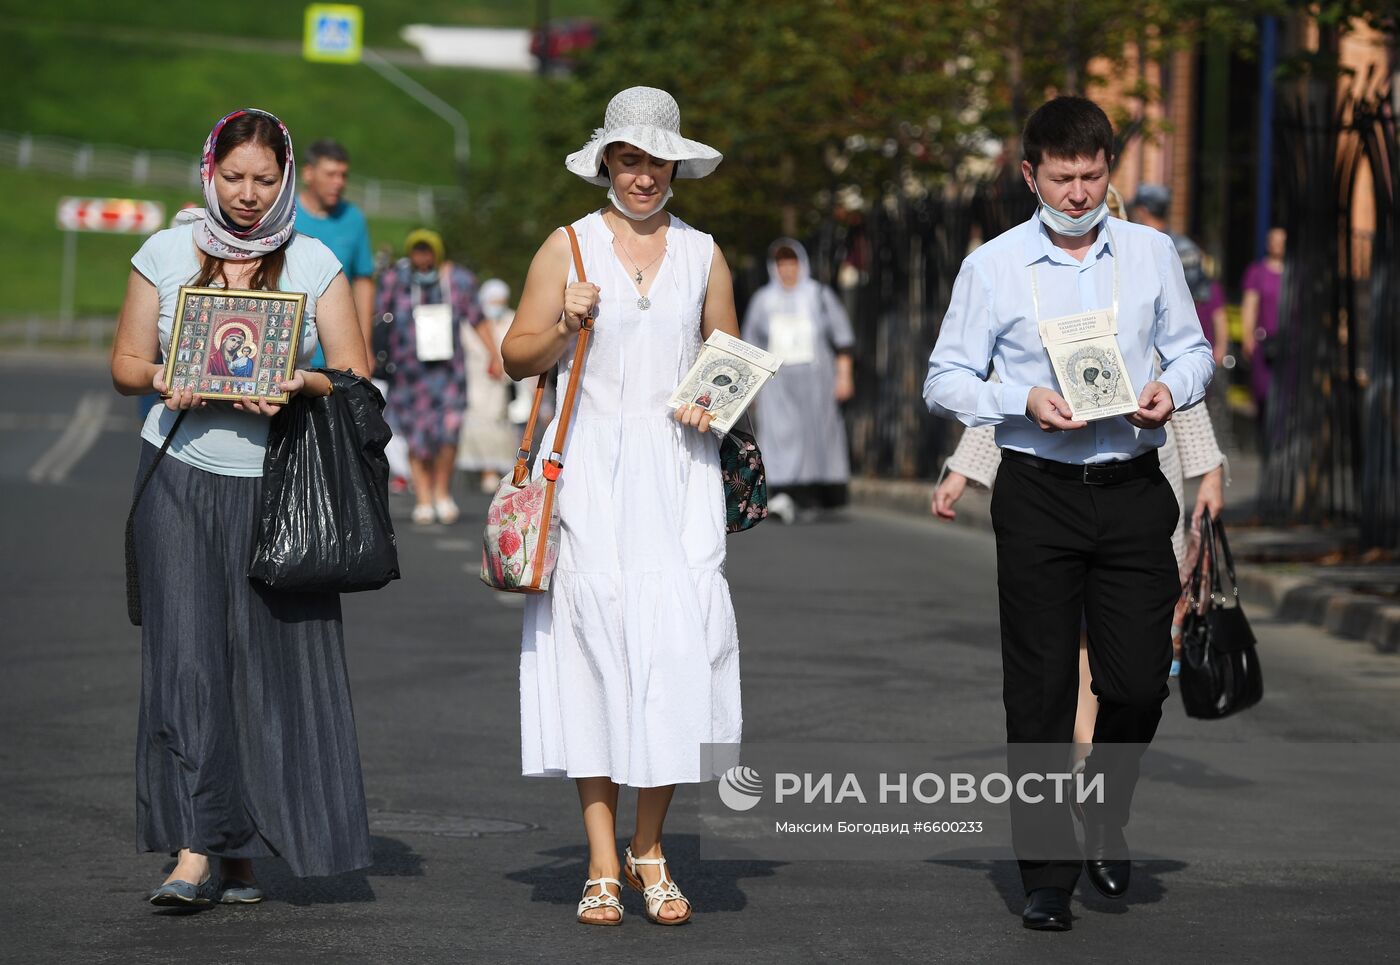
[0,130,460,221]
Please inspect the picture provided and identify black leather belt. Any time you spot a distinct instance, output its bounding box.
[1001,448,1159,486]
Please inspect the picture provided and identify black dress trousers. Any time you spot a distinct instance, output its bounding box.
[990,452,1180,894]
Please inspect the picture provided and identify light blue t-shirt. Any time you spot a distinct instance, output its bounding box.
[133,223,343,477]
[294,198,373,369]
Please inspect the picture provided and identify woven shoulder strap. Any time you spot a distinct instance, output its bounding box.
[510,225,594,486]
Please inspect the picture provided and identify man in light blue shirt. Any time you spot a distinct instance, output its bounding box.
[296,139,375,367]
[924,96,1214,932]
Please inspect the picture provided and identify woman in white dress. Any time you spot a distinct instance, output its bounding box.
[742,238,856,521]
[457,278,518,492]
[501,87,740,928]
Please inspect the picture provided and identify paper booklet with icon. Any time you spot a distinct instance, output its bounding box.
[1039,308,1139,421]
[667,330,782,434]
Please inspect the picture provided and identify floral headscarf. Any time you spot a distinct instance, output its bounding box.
[175,108,297,260]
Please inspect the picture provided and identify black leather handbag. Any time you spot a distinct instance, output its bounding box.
[1178,514,1263,720]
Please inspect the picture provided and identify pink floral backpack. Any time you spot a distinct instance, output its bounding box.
[480,225,593,593]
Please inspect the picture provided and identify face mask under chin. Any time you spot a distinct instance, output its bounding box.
[608,185,673,221]
[1034,183,1109,237]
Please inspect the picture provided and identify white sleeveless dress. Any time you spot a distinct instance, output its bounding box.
[519,210,742,787]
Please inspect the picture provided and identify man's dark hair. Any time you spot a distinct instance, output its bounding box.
[1022,96,1115,169]
[305,138,351,166]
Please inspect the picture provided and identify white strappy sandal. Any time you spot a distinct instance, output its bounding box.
[623,846,693,925]
[576,876,624,926]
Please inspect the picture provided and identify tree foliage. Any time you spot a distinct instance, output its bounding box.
[450,0,1397,285]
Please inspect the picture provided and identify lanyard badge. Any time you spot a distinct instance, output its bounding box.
[1030,226,1139,421]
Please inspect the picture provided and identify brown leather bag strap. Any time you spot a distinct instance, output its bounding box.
[510,375,549,486]
[510,224,594,486]
[541,225,593,480]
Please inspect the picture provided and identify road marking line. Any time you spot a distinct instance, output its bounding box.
[0,412,137,431]
[27,392,111,484]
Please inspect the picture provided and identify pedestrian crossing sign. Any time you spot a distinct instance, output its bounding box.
[304,4,363,64]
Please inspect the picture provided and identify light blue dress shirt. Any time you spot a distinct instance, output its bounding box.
[923,215,1214,464]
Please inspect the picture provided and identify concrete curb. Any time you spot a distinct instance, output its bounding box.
[849,476,1400,655]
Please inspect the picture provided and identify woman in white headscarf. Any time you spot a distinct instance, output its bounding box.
[502,86,737,928]
[742,238,855,522]
[457,277,517,491]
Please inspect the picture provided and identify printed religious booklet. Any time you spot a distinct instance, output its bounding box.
[667,330,782,434]
[1038,308,1139,421]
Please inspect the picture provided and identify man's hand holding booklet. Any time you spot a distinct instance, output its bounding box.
[667,331,782,434]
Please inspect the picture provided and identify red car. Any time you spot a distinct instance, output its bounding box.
[530,18,599,72]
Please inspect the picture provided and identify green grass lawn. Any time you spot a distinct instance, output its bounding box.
[6,168,419,320]
[10,1,607,48]
[0,19,541,186]
[0,1,611,321]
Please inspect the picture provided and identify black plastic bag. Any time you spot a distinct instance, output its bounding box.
[248,369,400,593]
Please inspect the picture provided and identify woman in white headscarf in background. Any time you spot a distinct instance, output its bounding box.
[457,278,519,491]
[742,239,855,522]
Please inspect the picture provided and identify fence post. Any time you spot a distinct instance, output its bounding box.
[17,133,32,169]
[419,187,433,222]
[365,179,381,217]
[74,145,92,178]
[133,151,149,185]
[59,230,78,332]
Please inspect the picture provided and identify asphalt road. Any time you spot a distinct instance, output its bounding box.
[3,353,1398,965]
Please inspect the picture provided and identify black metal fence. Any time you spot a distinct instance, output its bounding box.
[1264,80,1398,548]
[787,174,1037,479]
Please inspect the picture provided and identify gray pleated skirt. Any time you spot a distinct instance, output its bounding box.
[132,443,372,877]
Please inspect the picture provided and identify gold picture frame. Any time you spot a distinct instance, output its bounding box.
[163,286,308,404]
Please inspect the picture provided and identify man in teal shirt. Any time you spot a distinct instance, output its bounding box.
[296,138,375,366]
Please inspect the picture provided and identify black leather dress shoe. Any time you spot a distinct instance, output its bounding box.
[1021,887,1073,931]
[1083,821,1130,899]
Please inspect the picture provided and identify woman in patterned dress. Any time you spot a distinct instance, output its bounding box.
[377,228,496,524]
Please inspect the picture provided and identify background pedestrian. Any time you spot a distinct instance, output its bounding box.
[295,138,376,362]
[457,277,514,492]
[741,238,855,522]
[377,229,488,525]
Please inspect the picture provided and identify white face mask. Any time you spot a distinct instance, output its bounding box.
[608,185,673,221]
[1033,182,1109,237]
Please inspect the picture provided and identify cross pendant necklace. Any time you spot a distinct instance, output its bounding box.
[620,245,662,284]
[613,225,664,310]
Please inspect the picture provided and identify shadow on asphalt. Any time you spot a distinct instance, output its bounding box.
[504,833,785,914]
[929,857,1189,917]
[153,835,424,908]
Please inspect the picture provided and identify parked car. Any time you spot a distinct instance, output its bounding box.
[529,18,598,72]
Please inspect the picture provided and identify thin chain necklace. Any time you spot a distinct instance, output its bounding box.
[620,244,663,285]
[607,212,666,310]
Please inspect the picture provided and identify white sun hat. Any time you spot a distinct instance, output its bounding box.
[565,86,722,186]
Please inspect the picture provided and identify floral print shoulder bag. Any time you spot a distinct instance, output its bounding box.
[480,226,593,593]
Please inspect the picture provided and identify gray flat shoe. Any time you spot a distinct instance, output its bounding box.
[218,879,264,904]
[147,877,215,908]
